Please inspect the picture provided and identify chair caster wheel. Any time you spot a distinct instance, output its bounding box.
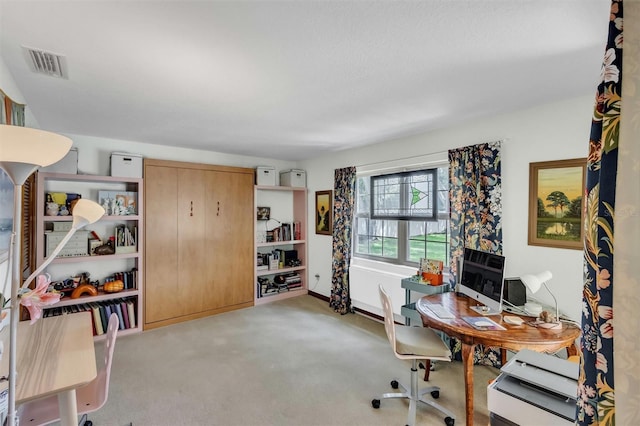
[444,416,455,426]
[371,399,380,409]
[431,390,440,399]
[419,362,425,370]
[390,380,399,389]
[83,421,93,426]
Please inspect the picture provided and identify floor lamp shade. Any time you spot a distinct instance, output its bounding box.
[0,124,72,184]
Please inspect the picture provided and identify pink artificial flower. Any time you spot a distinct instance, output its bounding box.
[20,274,61,324]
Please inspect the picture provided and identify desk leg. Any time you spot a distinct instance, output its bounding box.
[58,389,78,426]
[461,343,476,426]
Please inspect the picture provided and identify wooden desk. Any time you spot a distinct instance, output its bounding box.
[1,312,97,426]
[416,293,580,426]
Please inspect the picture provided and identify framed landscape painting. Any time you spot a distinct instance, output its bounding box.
[528,158,586,250]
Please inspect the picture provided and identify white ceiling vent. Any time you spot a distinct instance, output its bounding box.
[23,47,68,79]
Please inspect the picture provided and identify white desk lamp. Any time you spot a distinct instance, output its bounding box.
[0,124,73,426]
[519,270,561,329]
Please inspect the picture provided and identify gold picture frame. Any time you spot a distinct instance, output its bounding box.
[315,190,332,235]
[528,158,586,250]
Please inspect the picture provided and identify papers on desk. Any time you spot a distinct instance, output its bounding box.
[462,316,506,331]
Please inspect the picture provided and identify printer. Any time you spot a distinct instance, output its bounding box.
[487,349,578,425]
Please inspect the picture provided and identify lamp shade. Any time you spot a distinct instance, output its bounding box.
[0,124,72,184]
[71,199,105,229]
[520,270,553,294]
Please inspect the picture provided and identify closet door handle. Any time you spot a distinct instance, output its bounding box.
[217,201,220,216]
[190,201,194,217]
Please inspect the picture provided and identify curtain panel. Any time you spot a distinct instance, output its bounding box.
[330,167,356,315]
[578,0,640,423]
[448,141,503,367]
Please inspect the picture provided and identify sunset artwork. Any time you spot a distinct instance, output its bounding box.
[528,158,586,250]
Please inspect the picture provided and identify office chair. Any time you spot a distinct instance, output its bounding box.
[372,285,455,426]
[19,313,120,426]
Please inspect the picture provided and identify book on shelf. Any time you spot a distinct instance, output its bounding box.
[120,299,130,329]
[126,299,136,328]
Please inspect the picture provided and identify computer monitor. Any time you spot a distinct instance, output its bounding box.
[458,247,506,315]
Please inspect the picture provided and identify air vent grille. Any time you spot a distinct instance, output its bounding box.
[24,47,67,79]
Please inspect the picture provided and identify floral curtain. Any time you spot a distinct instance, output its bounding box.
[329,166,356,315]
[448,141,502,367]
[578,0,640,423]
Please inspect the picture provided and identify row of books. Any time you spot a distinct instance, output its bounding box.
[109,268,138,290]
[266,221,302,242]
[43,297,137,336]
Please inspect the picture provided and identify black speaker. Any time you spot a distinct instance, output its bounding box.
[503,278,526,306]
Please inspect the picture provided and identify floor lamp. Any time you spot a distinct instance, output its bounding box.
[0,124,72,426]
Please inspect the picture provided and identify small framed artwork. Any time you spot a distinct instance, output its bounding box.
[528,158,586,250]
[257,206,270,220]
[98,190,137,216]
[315,190,332,235]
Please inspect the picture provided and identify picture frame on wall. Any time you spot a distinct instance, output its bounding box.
[315,190,332,235]
[528,158,586,250]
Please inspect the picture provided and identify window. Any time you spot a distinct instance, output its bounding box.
[355,166,450,267]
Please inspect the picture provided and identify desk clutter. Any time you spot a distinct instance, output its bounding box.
[418,258,444,285]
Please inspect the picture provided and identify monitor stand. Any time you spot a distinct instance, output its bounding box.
[470,305,502,316]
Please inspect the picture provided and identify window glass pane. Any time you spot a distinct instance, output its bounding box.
[354,166,449,266]
[371,170,436,220]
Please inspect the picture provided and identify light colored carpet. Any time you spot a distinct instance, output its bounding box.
[80,295,498,425]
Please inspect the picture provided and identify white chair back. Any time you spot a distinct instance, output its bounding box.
[378,285,398,355]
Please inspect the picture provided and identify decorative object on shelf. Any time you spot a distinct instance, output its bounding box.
[256,206,270,220]
[519,270,561,329]
[315,190,332,235]
[70,283,99,299]
[0,124,73,426]
[94,239,116,255]
[103,280,124,293]
[528,158,586,250]
[98,190,137,215]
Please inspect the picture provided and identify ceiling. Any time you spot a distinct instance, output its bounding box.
[0,1,610,161]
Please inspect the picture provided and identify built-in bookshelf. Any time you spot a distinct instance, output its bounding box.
[33,172,144,339]
[254,185,308,305]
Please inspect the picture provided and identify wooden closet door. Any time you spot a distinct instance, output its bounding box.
[204,170,254,309]
[177,168,208,314]
[144,165,181,323]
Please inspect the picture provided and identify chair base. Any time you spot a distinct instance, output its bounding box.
[372,360,455,426]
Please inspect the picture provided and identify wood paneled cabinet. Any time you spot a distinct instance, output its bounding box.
[144,159,254,329]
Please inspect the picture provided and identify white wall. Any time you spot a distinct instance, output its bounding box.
[299,95,593,321]
[67,134,297,177]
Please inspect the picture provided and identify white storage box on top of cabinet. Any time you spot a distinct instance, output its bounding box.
[111,152,143,178]
[280,169,306,187]
[256,166,277,186]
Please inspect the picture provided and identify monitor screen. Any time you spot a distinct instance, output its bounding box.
[458,247,506,315]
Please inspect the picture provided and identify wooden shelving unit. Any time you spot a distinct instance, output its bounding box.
[33,172,144,339]
[254,185,308,305]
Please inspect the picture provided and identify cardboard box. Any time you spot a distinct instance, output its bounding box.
[280,169,306,187]
[111,152,143,178]
[256,166,276,186]
[40,148,78,174]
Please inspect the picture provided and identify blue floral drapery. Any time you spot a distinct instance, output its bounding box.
[578,1,623,423]
[448,141,502,367]
[330,167,356,315]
